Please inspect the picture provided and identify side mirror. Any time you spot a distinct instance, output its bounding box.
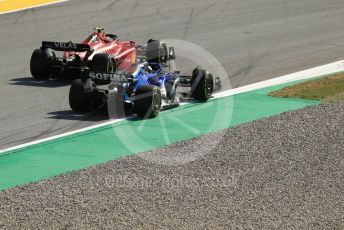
[169,47,176,60]
[106,34,118,40]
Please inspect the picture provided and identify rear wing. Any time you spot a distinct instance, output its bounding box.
[42,41,91,52]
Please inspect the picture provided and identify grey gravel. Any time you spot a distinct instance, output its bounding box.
[1,102,343,229]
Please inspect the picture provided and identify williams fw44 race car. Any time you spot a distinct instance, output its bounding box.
[70,61,215,119]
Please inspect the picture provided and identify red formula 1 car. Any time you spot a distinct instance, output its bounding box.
[30,27,170,82]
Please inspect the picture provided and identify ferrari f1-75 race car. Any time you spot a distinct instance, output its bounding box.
[30,27,164,80]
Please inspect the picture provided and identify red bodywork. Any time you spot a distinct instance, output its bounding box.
[64,31,137,71]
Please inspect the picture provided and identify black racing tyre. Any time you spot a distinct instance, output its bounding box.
[69,79,93,112]
[191,68,214,101]
[134,85,162,119]
[90,53,115,72]
[30,48,54,79]
[90,53,116,84]
[146,39,168,65]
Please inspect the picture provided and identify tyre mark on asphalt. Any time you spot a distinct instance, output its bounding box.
[194,0,219,17]
[106,0,123,12]
[123,0,139,39]
[155,7,167,19]
[0,114,101,149]
[29,8,41,34]
[0,127,67,148]
[182,8,194,38]
[220,0,230,15]
[0,100,105,148]
[228,63,255,87]
[9,10,27,28]
[182,0,221,38]
[230,0,290,86]
[130,0,139,15]
[74,0,121,27]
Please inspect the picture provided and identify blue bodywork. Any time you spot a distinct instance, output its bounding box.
[121,63,179,102]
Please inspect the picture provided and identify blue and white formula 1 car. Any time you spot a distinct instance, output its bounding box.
[68,40,215,119]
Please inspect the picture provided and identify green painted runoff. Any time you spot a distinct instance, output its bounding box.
[0,83,319,190]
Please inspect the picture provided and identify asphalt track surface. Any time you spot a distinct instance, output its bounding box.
[1,0,344,149]
[1,102,343,229]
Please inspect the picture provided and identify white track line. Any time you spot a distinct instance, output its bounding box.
[213,60,344,98]
[0,0,69,16]
[1,60,344,155]
[0,117,134,155]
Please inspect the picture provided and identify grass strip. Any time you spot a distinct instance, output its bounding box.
[268,72,344,102]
